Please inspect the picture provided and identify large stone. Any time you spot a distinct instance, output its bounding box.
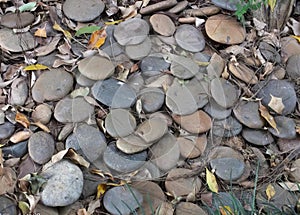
[0,12,34,28]
[9,78,28,106]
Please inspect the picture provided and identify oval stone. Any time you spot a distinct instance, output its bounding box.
[150,14,176,36]
[0,12,34,28]
[212,116,242,137]
[242,128,274,146]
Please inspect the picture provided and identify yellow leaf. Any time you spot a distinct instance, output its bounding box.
[266,184,276,200]
[87,28,107,49]
[259,103,279,133]
[105,20,123,25]
[53,21,72,41]
[268,0,276,12]
[23,64,49,71]
[291,35,300,43]
[15,112,30,128]
[206,168,218,193]
[34,26,47,38]
[96,184,107,199]
[268,94,285,114]
[219,206,234,215]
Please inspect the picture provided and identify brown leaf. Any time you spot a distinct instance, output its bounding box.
[34,26,47,38]
[15,112,30,128]
[9,130,32,143]
[87,199,101,214]
[31,121,50,133]
[0,166,17,195]
[259,103,279,133]
[87,28,107,49]
[268,94,285,114]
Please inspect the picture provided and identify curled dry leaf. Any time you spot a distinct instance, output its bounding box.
[259,103,279,133]
[278,182,300,191]
[268,94,285,114]
[9,130,32,143]
[15,112,30,128]
[31,121,50,133]
[96,183,107,199]
[266,183,276,200]
[23,64,49,71]
[53,21,72,41]
[34,26,47,38]
[206,168,218,193]
[88,28,107,49]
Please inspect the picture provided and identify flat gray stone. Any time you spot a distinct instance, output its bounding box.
[0,28,36,52]
[114,18,149,46]
[0,122,15,139]
[0,12,34,28]
[0,195,17,215]
[186,77,209,109]
[210,157,245,181]
[138,87,165,113]
[92,78,137,108]
[63,0,105,22]
[259,42,281,63]
[286,54,300,79]
[32,69,74,103]
[78,55,115,80]
[175,24,205,52]
[2,141,28,158]
[211,0,241,11]
[103,186,143,215]
[242,128,274,146]
[54,97,94,123]
[9,78,28,106]
[170,54,200,79]
[101,25,124,57]
[212,116,242,137]
[116,134,150,154]
[150,14,176,36]
[268,116,297,139]
[204,98,232,120]
[75,70,96,87]
[103,143,147,173]
[31,104,52,124]
[40,160,83,207]
[28,131,55,164]
[140,55,170,76]
[125,37,152,60]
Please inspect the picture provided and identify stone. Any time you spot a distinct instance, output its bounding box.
[92,78,137,108]
[228,61,258,84]
[2,141,28,158]
[165,168,202,196]
[9,78,28,106]
[277,137,300,152]
[34,204,59,215]
[170,54,200,79]
[125,37,152,60]
[0,122,15,139]
[233,101,264,128]
[286,54,300,79]
[138,87,165,113]
[140,55,170,76]
[40,160,83,207]
[150,133,180,171]
[204,98,232,120]
[175,202,207,215]
[116,134,150,154]
[168,0,189,13]
[0,28,36,52]
[28,131,55,164]
[54,97,94,123]
[206,53,225,79]
[256,80,297,115]
[32,69,74,103]
[185,77,210,109]
[114,18,149,46]
[150,14,176,36]
[63,0,105,22]
[78,55,115,80]
[75,70,96,87]
[281,37,300,63]
[31,104,52,124]
[210,157,245,181]
[242,128,274,146]
[172,110,212,134]
[133,161,162,180]
[290,159,300,182]
[212,116,242,137]
[208,146,244,161]
[103,143,147,173]
[174,24,205,52]
[211,0,241,11]
[268,116,297,139]
[178,135,207,159]
[105,109,136,138]
[103,186,143,215]
[259,42,281,63]
[0,12,34,28]
[0,195,17,215]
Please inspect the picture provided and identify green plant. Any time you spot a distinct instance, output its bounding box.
[234,0,268,22]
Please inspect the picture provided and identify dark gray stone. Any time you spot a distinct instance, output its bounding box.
[9,78,28,106]
[0,12,34,28]
[0,195,17,215]
[138,87,165,113]
[212,116,242,137]
[211,0,243,11]
[140,55,170,76]
[2,141,28,158]
[268,116,297,139]
[204,98,232,120]
[286,54,300,79]
[242,128,274,146]
[0,122,15,139]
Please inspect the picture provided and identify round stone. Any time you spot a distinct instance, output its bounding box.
[103,186,143,215]
[150,14,176,36]
[172,110,212,134]
[9,78,28,106]
[259,42,281,63]
[78,55,115,80]
[2,141,28,158]
[40,160,83,207]
[256,80,297,115]
[0,122,15,139]
[0,12,34,28]
[31,104,52,124]
[212,116,242,137]
[170,55,200,79]
[63,0,105,22]
[242,128,274,146]
[54,97,94,123]
[286,54,300,79]
[176,202,207,215]
[185,77,209,109]
[290,159,300,182]
[268,116,297,139]
[175,24,205,52]
[150,133,180,171]
[75,70,96,87]
[204,98,232,120]
[92,78,137,108]
[116,134,150,154]
[103,143,147,173]
[178,135,207,159]
[114,18,149,46]
[210,157,245,181]
[0,196,17,215]
[0,28,36,52]
[28,132,55,164]
[233,101,264,128]
[211,0,241,11]
[165,168,202,196]
[138,87,165,113]
[125,37,152,60]
[140,55,170,76]
[105,109,136,138]
[32,69,74,103]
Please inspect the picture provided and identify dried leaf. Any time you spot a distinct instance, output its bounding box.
[77,208,89,215]
[296,125,300,135]
[15,112,30,128]
[31,121,50,133]
[96,184,107,199]
[268,94,285,114]
[0,167,17,195]
[87,28,107,49]
[23,64,49,71]
[278,182,300,192]
[53,21,72,41]
[75,26,101,36]
[18,201,30,215]
[36,35,61,57]
[259,103,279,133]
[9,130,32,143]
[87,199,101,214]
[268,0,276,12]
[291,35,300,43]
[104,20,123,25]
[206,168,218,193]
[34,26,47,38]
[266,184,276,200]
[19,2,36,12]
[219,206,234,215]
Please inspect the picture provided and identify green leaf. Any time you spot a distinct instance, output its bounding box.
[19,2,37,12]
[18,201,30,214]
[75,26,101,37]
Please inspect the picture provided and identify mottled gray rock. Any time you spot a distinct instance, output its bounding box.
[138,87,165,113]
[211,0,241,11]
[242,128,274,146]
[269,116,297,139]
[259,42,281,63]
[0,12,34,28]
[9,78,28,106]
[212,116,242,137]
[31,104,52,124]
[204,98,232,120]
[286,54,300,79]
[103,186,143,215]
[40,160,83,207]
[28,131,55,164]
[54,97,94,123]
[0,122,15,139]
[125,37,152,60]
[32,69,74,103]
[63,0,105,22]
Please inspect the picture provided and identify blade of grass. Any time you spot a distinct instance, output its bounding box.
[125,184,145,215]
[251,160,260,215]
